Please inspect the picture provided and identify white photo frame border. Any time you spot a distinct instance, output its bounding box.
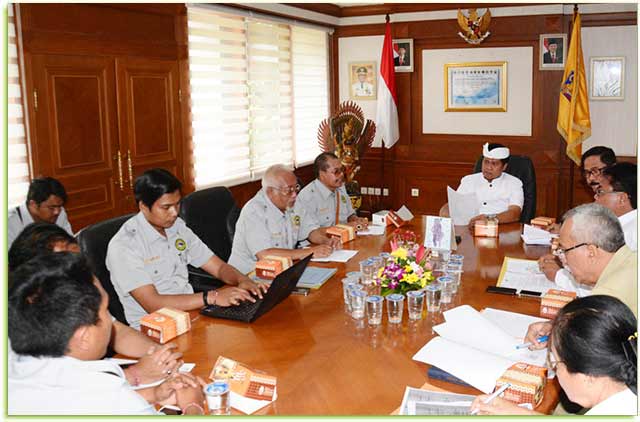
[393,38,414,73]
[590,56,625,101]
[539,33,567,71]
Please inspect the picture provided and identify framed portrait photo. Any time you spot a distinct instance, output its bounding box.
[444,61,507,112]
[349,62,377,100]
[393,38,413,72]
[539,33,567,70]
[590,56,625,100]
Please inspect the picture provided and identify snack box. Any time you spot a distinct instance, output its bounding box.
[372,210,391,226]
[540,289,577,319]
[157,307,191,336]
[474,221,498,237]
[326,224,356,243]
[387,210,406,228]
[495,362,547,406]
[141,312,178,344]
[255,255,292,280]
[531,217,556,230]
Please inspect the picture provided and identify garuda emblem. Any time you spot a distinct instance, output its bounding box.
[317,101,376,196]
[457,8,491,45]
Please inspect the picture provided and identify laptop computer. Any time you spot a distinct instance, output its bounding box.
[200,254,312,323]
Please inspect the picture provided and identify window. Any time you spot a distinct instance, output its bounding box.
[187,5,330,188]
[7,5,31,207]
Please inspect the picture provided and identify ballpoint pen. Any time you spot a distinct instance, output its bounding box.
[470,382,512,415]
[515,335,549,349]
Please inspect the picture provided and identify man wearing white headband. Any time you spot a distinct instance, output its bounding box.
[441,143,524,227]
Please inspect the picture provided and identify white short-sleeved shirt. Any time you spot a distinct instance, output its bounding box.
[9,354,156,415]
[618,209,637,252]
[456,172,524,216]
[228,189,317,275]
[106,213,214,328]
[586,388,637,415]
[7,202,74,248]
[296,179,355,228]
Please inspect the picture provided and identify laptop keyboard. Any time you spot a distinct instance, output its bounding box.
[201,298,263,320]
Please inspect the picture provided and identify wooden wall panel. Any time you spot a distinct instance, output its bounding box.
[336,11,637,220]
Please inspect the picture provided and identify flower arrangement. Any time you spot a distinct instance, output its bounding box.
[378,230,434,296]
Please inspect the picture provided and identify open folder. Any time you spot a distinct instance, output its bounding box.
[412,305,547,393]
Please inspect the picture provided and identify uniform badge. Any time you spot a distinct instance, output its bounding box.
[341,194,347,204]
[175,238,187,251]
[292,215,301,227]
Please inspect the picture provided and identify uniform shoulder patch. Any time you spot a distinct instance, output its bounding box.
[175,238,187,251]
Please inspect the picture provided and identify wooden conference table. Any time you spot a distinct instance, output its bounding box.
[168,217,560,415]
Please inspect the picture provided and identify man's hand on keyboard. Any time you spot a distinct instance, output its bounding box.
[216,286,255,306]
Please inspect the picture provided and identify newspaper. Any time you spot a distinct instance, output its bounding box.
[399,386,474,415]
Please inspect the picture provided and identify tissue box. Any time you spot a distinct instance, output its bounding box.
[256,255,292,280]
[141,312,178,344]
[531,217,556,230]
[495,362,547,406]
[540,289,577,318]
[474,221,498,237]
[157,307,191,336]
[327,224,356,243]
[372,210,391,226]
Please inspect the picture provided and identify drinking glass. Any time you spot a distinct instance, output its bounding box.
[425,284,442,312]
[406,290,425,320]
[445,263,463,293]
[386,293,404,324]
[359,259,376,285]
[365,295,383,326]
[341,278,356,305]
[350,289,367,319]
[437,276,454,304]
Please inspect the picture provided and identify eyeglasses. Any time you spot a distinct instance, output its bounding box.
[582,166,607,178]
[546,351,563,371]
[270,184,301,196]
[553,242,588,259]
[323,167,345,176]
[595,189,623,198]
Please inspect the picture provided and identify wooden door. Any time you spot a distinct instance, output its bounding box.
[115,57,184,213]
[28,54,123,231]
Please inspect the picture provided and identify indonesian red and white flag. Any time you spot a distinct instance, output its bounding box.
[375,20,399,148]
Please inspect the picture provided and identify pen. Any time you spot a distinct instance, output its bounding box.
[470,382,512,415]
[515,335,549,349]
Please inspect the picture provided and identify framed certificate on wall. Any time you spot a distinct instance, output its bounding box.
[444,61,507,112]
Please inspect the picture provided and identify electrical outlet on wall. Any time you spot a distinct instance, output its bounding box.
[411,188,419,197]
[361,186,367,195]
[367,187,375,195]
[383,188,389,196]
[374,188,381,195]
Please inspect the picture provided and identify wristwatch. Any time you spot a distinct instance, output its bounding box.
[202,290,209,307]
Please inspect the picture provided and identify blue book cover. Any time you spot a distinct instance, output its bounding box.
[427,365,472,388]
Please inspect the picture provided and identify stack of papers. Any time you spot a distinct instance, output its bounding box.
[412,305,547,393]
[497,257,557,294]
[446,186,479,225]
[296,267,337,289]
[310,249,358,263]
[357,225,386,236]
[521,224,556,245]
[399,386,474,415]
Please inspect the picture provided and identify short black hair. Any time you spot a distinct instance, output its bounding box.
[580,146,617,169]
[134,168,182,209]
[8,222,78,273]
[27,177,67,206]
[604,162,637,209]
[9,253,101,358]
[486,143,509,165]
[552,295,637,394]
[314,152,339,178]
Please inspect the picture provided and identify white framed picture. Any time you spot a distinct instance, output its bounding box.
[539,33,567,70]
[393,38,413,72]
[590,56,625,100]
[424,216,453,251]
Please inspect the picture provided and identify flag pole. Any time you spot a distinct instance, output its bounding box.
[378,13,390,213]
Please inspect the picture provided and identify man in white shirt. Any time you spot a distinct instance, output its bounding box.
[352,67,374,97]
[296,152,369,229]
[107,169,265,329]
[9,253,206,415]
[440,142,524,227]
[7,177,73,247]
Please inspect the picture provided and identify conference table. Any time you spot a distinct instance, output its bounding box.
[168,217,560,415]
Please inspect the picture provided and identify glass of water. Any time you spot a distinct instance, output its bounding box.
[445,263,463,293]
[350,289,366,319]
[341,278,356,305]
[406,290,425,320]
[365,295,383,326]
[360,259,376,285]
[386,293,404,324]
[437,276,454,304]
[425,284,442,312]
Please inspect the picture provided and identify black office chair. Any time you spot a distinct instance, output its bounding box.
[473,155,537,223]
[77,214,134,325]
[179,186,241,292]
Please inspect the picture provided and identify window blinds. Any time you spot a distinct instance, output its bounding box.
[187,5,329,188]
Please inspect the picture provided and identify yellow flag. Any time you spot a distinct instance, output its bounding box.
[557,11,591,165]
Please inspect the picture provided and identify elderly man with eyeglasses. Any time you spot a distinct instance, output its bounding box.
[228,164,340,275]
[296,152,369,230]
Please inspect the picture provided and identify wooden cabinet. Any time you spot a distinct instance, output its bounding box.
[18,3,188,230]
